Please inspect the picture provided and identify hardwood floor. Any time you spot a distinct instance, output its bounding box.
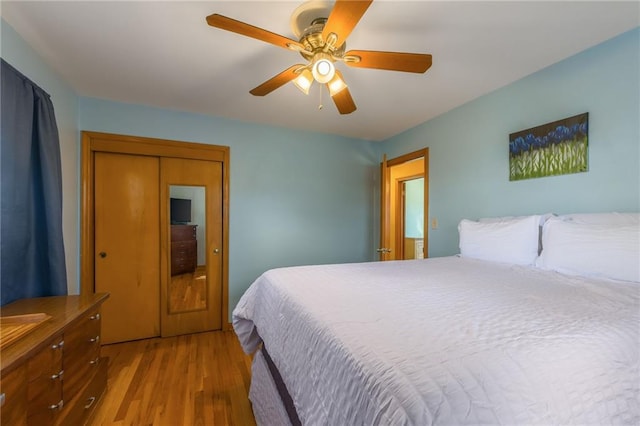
[90,331,256,425]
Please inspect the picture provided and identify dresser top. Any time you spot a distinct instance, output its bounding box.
[1,293,109,373]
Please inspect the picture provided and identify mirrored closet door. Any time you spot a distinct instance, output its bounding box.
[160,157,223,337]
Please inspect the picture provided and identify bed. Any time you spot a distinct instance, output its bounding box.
[233,213,640,425]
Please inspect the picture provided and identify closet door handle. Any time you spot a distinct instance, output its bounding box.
[99,252,107,258]
[50,370,64,380]
[49,400,64,410]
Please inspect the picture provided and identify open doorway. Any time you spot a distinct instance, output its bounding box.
[399,177,425,259]
[379,148,429,261]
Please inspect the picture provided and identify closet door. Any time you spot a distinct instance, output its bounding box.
[82,131,230,340]
[94,152,160,344]
[160,157,223,337]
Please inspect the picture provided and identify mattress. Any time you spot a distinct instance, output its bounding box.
[249,347,295,426]
[233,256,640,425]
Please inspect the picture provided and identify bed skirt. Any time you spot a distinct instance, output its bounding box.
[249,346,301,426]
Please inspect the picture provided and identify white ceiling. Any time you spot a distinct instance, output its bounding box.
[1,1,638,141]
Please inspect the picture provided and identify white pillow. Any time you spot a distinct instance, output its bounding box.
[458,215,541,265]
[479,213,553,227]
[478,213,553,254]
[536,217,640,282]
[559,212,640,226]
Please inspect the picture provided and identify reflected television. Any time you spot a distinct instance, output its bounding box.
[170,198,191,224]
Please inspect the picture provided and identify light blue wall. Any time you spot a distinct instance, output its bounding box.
[78,98,378,311]
[1,16,377,315]
[1,19,80,294]
[381,28,640,257]
[3,14,639,315]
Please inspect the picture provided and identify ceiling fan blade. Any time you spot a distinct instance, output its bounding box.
[249,64,305,96]
[345,50,433,73]
[322,0,372,49]
[329,86,357,115]
[206,14,305,51]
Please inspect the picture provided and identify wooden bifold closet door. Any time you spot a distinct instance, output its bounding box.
[82,132,230,345]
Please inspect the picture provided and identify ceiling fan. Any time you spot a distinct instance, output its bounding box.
[206,0,432,115]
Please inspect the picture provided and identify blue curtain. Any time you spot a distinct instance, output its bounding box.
[1,59,67,305]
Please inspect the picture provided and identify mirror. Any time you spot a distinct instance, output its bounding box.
[402,177,424,259]
[168,185,207,313]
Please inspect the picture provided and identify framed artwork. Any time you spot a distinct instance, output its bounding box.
[509,113,588,181]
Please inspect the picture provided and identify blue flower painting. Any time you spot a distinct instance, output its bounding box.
[509,113,588,181]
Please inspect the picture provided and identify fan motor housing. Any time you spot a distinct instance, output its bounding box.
[298,18,346,61]
[291,1,345,61]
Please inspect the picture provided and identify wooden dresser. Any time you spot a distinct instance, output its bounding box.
[171,224,197,276]
[0,294,109,425]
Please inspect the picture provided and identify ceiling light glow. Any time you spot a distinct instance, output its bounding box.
[311,53,335,84]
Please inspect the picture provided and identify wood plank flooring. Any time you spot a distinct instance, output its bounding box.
[90,331,256,425]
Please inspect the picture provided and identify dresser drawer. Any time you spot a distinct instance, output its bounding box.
[27,334,64,381]
[171,240,197,275]
[172,240,196,255]
[171,224,196,241]
[26,334,64,425]
[1,363,27,426]
[57,358,107,426]
[62,308,101,402]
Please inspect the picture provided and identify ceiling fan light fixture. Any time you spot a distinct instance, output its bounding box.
[293,69,313,95]
[311,53,335,84]
[327,72,347,96]
[207,0,432,115]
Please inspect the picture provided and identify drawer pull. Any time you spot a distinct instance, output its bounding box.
[84,396,96,410]
[51,340,64,350]
[50,369,64,380]
[49,400,64,410]
[0,393,5,407]
[89,357,100,366]
[89,335,100,343]
[89,313,101,321]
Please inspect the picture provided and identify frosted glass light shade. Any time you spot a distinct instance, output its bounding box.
[311,54,335,84]
[328,73,347,96]
[293,69,313,95]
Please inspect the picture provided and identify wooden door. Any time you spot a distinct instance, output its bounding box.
[160,157,223,337]
[380,148,430,260]
[94,152,160,344]
[379,155,391,260]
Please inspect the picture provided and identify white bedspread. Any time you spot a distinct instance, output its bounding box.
[233,256,639,425]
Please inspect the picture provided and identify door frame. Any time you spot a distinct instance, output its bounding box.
[80,131,231,330]
[380,148,429,260]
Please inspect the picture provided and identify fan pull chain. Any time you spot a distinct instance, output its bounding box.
[318,85,323,110]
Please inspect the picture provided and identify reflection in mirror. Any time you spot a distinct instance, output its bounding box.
[403,178,424,260]
[169,185,207,313]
